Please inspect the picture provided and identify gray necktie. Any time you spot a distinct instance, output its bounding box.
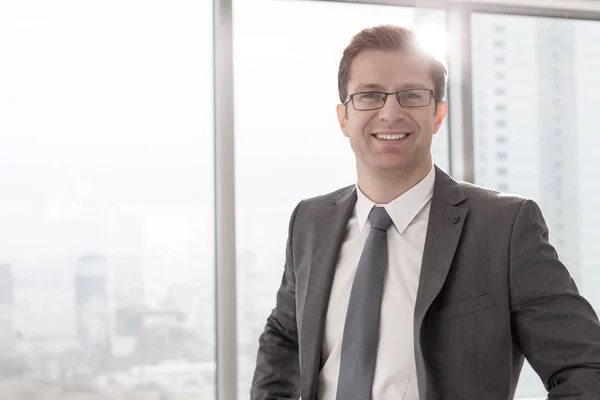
[335,206,393,400]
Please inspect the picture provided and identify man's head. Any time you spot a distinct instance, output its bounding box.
[336,25,448,178]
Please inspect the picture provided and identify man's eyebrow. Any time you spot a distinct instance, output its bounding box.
[354,83,386,91]
[397,82,429,90]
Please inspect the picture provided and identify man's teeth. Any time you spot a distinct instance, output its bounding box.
[374,133,409,140]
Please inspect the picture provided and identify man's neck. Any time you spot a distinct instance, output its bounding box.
[357,161,433,204]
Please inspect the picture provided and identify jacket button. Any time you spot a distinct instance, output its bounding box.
[451,216,460,223]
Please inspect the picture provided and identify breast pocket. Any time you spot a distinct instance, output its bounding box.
[433,293,495,324]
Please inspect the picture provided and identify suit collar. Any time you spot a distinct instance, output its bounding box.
[413,165,468,399]
[355,165,436,235]
[431,165,466,207]
[300,188,356,399]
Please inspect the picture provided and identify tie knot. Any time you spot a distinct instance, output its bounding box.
[369,207,392,231]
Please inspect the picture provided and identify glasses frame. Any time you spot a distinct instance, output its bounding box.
[343,88,440,111]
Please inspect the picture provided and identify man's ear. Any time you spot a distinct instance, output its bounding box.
[336,104,349,137]
[432,101,447,135]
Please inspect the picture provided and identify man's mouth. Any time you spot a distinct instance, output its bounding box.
[372,132,411,140]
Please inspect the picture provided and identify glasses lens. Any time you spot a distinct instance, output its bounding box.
[353,92,386,110]
[397,89,431,107]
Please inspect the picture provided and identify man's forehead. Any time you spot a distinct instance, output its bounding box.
[352,49,431,68]
[348,50,434,91]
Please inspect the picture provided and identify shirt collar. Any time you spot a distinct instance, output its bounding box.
[355,166,436,234]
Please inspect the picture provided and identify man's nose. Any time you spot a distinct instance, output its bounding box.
[376,94,407,122]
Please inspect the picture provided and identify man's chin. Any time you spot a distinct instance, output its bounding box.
[367,159,414,174]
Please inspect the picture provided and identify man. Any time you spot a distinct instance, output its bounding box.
[251,25,600,400]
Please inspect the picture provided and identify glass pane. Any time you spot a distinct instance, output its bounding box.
[233,0,448,397]
[0,1,215,398]
[472,12,600,399]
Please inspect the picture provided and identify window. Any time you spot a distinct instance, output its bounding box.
[553,67,561,77]
[233,0,449,397]
[0,1,215,398]
[473,13,600,398]
[496,120,508,128]
[556,190,563,202]
[495,88,506,96]
[495,104,507,112]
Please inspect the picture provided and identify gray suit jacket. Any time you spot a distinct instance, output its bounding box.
[251,166,600,400]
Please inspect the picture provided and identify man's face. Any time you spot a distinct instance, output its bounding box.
[336,49,447,175]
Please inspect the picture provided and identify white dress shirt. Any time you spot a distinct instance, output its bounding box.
[317,166,435,400]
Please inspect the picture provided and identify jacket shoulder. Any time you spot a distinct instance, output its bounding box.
[303,184,354,205]
[290,184,354,220]
[455,180,536,217]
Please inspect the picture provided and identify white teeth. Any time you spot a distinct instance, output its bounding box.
[374,133,409,140]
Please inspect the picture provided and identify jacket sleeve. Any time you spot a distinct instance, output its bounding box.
[250,201,303,400]
[509,199,600,398]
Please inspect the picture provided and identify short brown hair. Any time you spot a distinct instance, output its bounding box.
[337,25,448,104]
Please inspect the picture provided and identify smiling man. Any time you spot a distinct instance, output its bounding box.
[250,25,600,400]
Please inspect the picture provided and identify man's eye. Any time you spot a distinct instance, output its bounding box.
[358,93,383,101]
[401,91,422,99]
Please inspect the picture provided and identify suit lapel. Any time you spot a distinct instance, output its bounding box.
[413,166,468,399]
[300,186,356,400]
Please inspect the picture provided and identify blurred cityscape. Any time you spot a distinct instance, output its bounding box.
[0,207,217,399]
[0,261,216,399]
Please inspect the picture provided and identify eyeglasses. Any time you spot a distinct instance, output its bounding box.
[343,88,438,111]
